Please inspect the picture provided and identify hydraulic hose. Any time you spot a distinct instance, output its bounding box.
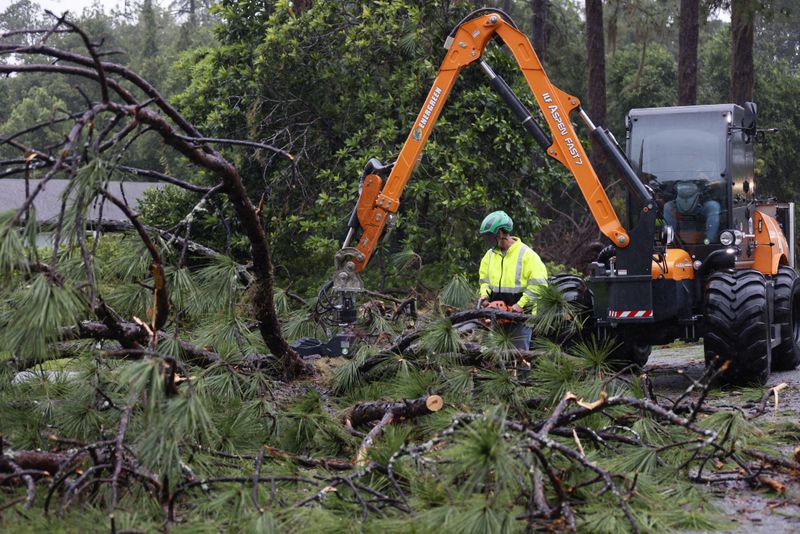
[479,61,551,153]
[589,127,654,207]
[447,8,518,42]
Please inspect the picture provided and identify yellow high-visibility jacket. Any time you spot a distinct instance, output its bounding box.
[479,237,548,313]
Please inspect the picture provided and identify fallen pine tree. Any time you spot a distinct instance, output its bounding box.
[6,260,799,532]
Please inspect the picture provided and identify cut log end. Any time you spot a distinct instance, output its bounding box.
[425,395,444,412]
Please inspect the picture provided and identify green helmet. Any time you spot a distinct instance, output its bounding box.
[479,210,513,235]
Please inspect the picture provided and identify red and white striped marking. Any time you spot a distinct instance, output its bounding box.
[608,310,653,319]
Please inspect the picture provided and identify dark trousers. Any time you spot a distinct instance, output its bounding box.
[506,324,532,351]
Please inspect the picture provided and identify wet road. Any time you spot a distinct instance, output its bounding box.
[646,344,800,534]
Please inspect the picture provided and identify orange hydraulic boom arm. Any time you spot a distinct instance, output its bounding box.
[340,10,632,275]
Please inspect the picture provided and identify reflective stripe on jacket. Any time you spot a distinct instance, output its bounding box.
[479,237,548,313]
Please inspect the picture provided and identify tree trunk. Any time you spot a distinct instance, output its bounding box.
[585,0,607,177]
[128,106,311,380]
[502,0,512,15]
[606,0,620,56]
[678,0,700,105]
[731,0,756,105]
[532,0,549,63]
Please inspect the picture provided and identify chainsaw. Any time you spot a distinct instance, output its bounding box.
[482,300,514,326]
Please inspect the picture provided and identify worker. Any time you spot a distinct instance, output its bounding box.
[478,210,548,350]
[663,174,721,243]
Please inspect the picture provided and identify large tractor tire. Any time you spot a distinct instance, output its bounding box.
[550,274,650,367]
[771,265,800,371]
[704,269,771,385]
[549,274,593,345]
[550,275,593,310]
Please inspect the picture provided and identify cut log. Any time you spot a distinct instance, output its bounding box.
[348,394,444,427]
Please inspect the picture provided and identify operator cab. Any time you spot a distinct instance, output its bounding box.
[626,104,755,257]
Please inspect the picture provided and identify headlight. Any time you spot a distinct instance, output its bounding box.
[719,230,735,246]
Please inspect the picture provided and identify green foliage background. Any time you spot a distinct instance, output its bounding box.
[3,0,799,292]
[166,0,580,290]
[159,0,800,292]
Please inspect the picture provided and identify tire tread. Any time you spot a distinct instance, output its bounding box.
[704,269,770,385]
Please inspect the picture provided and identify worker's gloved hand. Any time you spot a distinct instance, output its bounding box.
[478,296,490,308]
[511,303,524,313]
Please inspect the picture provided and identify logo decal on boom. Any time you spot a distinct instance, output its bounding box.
[414,86,443,140]
[542,92,583,165]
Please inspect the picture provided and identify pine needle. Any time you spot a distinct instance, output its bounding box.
[194,255,244,315]
[569,336,618,377]
[441,366,475,402]
[389,248,421,273]
[0,273,87,364]
[168,266,201,317]
[444,406,519,495]
[419,317,463,354]
[439,273,476,309]
[0,211,29,278]
[282,311,324,342]
[530,283,584,337]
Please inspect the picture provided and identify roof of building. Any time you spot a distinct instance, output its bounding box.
[0,179,164,223]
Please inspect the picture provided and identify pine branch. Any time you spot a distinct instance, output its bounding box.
[743,449,800,471]
[358,308,532,374]
[168,475,317,522]
[98,189,169,330]
[355,411,394,467]
[0,23,306,379]
[110,398,134,514]
[2,459,36,509]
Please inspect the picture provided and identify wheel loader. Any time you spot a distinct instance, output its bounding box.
[302,8,799,385]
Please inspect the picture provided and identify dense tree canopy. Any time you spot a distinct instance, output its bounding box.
[145,0,800,289]
[5,0,796,288]
[169,0,575,290]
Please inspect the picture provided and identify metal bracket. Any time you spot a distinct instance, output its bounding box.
[330,248,364,326]
[333,247,364,293]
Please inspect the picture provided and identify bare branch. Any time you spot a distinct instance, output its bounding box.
[0,42,200,137]
[115,164,216,193]
[68,25,108,101]
[174,134,294,161]
[5,103,107,229]
[0,63,137,104]
[110,399,134,513]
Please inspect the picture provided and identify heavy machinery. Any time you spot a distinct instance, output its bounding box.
[309,8,799,384]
